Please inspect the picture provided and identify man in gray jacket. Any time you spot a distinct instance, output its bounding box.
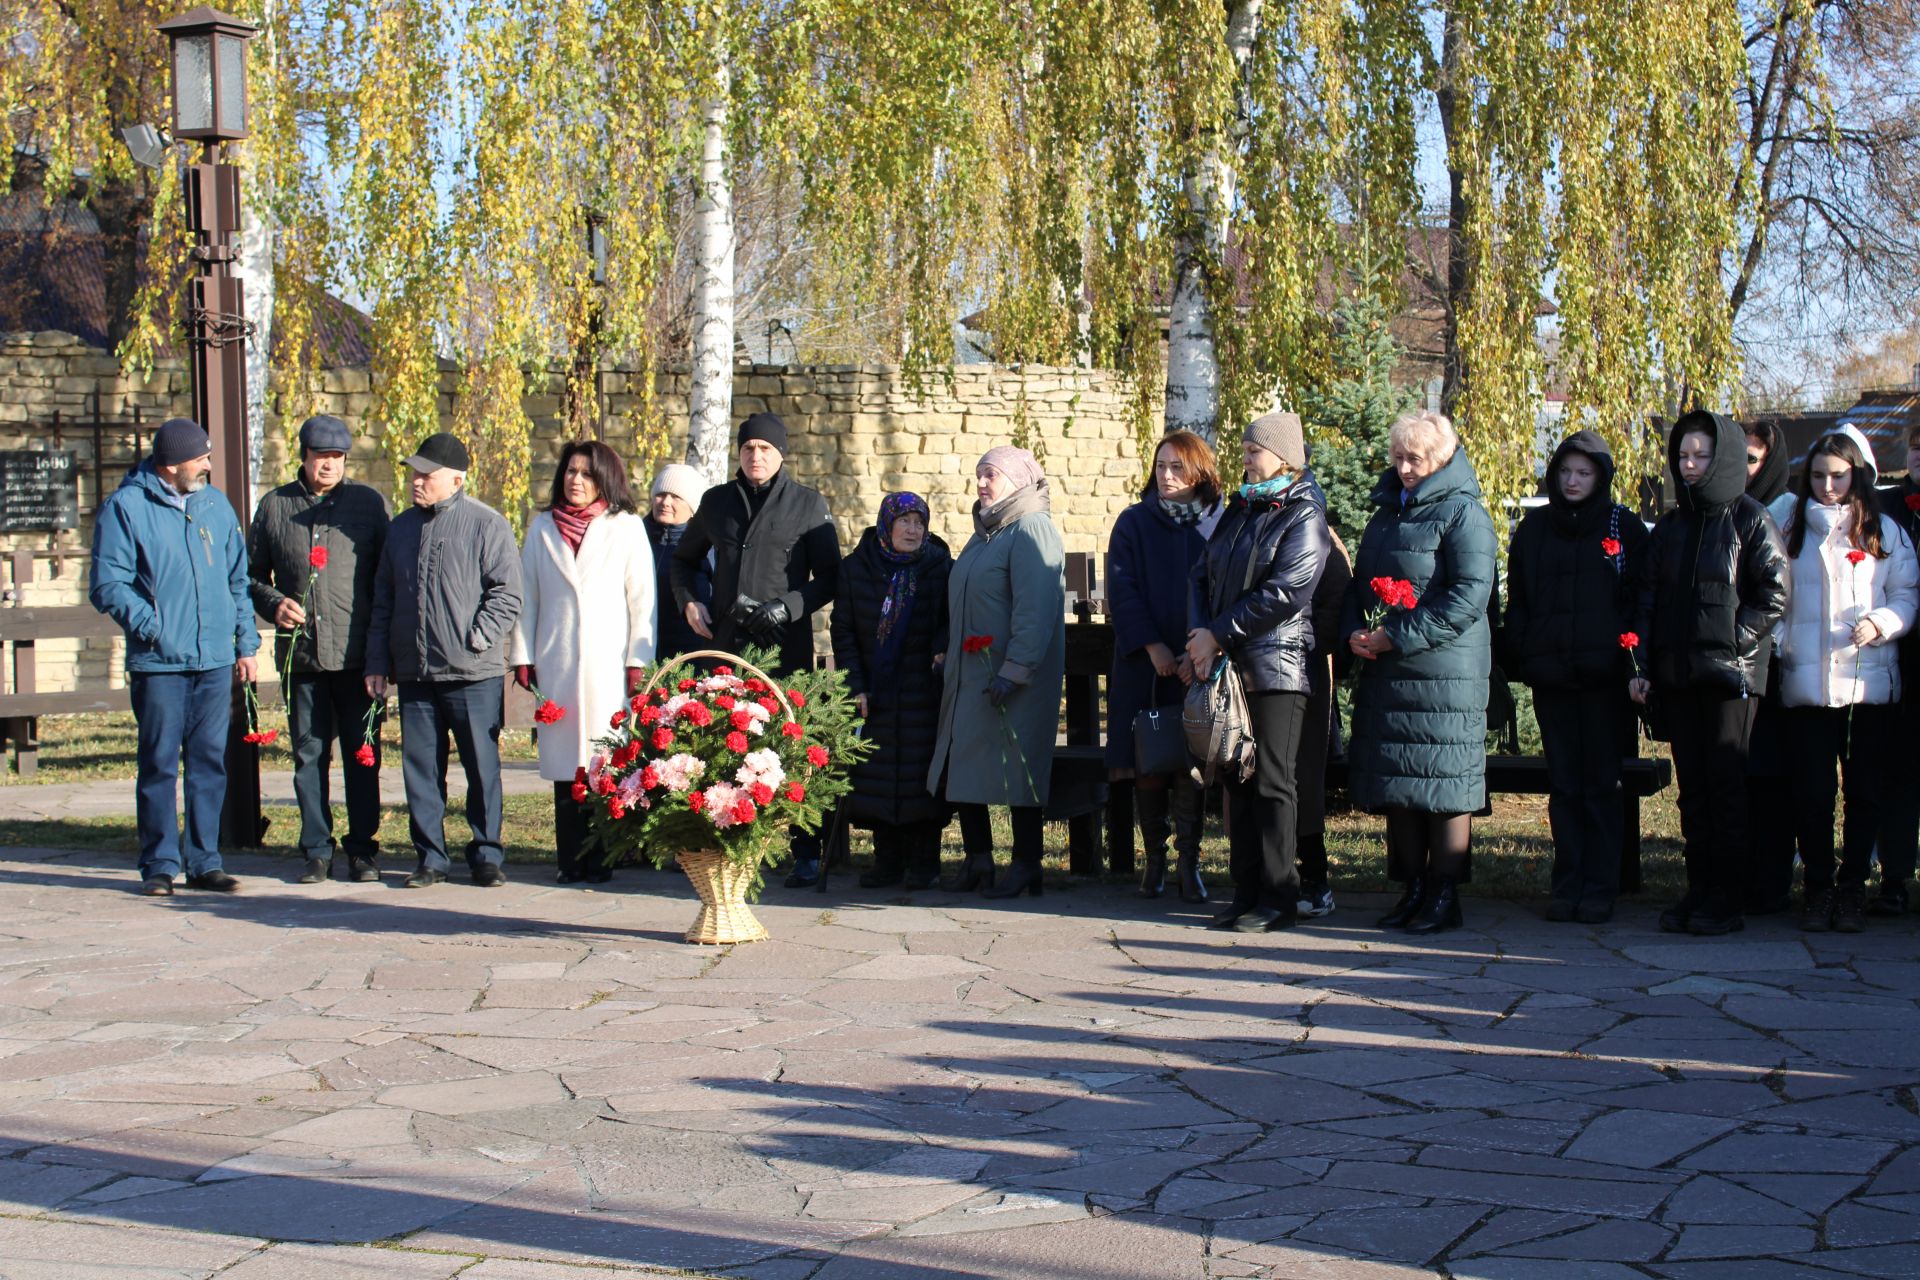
[250,415,391,885]
[365,432,523,888]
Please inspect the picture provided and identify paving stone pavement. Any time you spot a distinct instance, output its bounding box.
[0,844,1913,1278]
[2,764,550,822]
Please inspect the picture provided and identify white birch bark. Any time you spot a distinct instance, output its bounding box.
[685,54,736,485]
[1164,0,1263,444]
[236,0,277,497]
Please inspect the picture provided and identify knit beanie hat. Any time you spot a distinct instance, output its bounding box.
[1244,412,1306,471]
[738,412,790,454]
[152,418,212,467]
[651,463,710,508]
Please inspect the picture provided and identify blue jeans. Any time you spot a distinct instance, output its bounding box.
[128,668,231,881]
[398,678,504,873]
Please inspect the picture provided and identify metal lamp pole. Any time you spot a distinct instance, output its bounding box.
[156,5,264,848]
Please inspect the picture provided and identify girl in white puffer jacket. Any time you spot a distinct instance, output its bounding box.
[1777,430,1919,933]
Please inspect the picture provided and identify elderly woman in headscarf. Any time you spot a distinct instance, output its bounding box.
[929,446,1067,899]
[833,492,954,890]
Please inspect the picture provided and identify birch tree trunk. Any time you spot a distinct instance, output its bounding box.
[236,0,277,495]
[1164,0,1262,444]
[685,54,736,485]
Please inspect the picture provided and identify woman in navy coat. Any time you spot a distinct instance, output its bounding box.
[1106,431,1222,903]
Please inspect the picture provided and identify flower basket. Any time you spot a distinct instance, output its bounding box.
[579,647,871,944]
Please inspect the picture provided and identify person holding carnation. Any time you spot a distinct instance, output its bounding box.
[1772,428,1917,932]
[929,446,1066,899]
[1498,429,1648,923]
[1108,430,1222,905]
[1630,410,1790,936]
[1188,413,1332,932]
[832,492,953,890]
[1340,410,1497,936]
[510,441,657,885]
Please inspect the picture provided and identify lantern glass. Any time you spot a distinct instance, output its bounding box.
[590,223,609,285]
[174,34,214,134]
[216,33,247,135]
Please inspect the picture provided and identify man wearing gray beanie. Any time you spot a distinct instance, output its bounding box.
[89,418,261,896]
[247,414,393,884]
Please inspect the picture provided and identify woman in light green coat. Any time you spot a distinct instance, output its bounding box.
[928,446,1067,898]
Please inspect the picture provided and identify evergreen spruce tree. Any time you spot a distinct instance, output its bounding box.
[1301,284,1418,549]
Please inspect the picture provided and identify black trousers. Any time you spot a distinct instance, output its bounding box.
[398,677,505,873]
[1785,703,1895,895]
[956,803,1044,866]
[287,670,382,864]
[1534,686,1630,908]
[1876,685,1920,889]
[1664,687,1758,900]
[872,817,946,870]
[552,781,604,878]
[1226,691,1306,908]
[1745,675,1799,907]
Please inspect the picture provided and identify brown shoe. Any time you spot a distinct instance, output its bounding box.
[141,876,174,897]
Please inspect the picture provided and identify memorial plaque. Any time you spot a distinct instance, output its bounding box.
[0,451,79,532]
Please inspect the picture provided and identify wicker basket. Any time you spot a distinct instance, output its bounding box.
[676,849,769,945]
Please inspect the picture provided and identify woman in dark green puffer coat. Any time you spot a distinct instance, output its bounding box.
[1340,411,1498,936]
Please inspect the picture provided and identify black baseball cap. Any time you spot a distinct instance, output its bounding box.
[404,432,471,473]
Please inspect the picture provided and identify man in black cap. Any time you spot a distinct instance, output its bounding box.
[249,415,392,884]
[365,432,523,888]
[89,417,260,896]
[671,412,841,884]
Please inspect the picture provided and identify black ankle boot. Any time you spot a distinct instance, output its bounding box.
[1170,783,1208,903]
[1136,787,1171,898]
[1404,879,1462,934]
[1376,877,1426,928]
[983,860,1043,899]
[903,838,941,891]
[946,853,996,893]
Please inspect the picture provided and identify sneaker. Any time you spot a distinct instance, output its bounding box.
[472,864,507,888]
[1833,886,1867,934]
[1801,888,1834,933]
[297,859,331,885]
[1865,884,1909,917]
[1297,883,1335,918]
[184,870,239,893]
[1545,900,1577,922]
[1660,887,1708,934]
[404,868,445,888]
[141,876,174,897]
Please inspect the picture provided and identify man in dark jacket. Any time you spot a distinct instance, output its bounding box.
[1632,410,1791,936]
[89,418,260,896]
[671,413,841,885]
[250,415,391,885]
[365,432,523,889]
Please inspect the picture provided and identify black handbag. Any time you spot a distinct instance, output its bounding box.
[1133,697,1190,776]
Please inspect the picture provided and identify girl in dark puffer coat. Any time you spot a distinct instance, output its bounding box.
[1500,430,1648,924]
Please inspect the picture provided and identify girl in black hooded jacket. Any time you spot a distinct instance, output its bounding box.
[1631,410,1791,937]
[1500,430,1647,923]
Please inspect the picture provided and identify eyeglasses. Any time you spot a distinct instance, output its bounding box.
[1746,454,1764,466]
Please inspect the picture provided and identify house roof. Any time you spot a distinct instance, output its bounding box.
[0,189,373,366]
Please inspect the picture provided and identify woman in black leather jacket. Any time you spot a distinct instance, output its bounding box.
[1187,412,1333,933]
[1631,410,1791,937]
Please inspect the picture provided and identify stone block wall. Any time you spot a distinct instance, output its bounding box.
[1,333,1153,692]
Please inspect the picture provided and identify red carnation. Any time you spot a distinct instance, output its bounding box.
[608,799,627,820]
[749,782,774,806]
[807,745,829,768]
[354,744,376,767]
[535,699,565,725]
[730,709,754,732]
[1618,632,1640,649]
[785,783,806,803]
[1848,549,1869,564]
[575,765,588,783]
[1601,538,1622,557]
[610,709,627,728]
[308,546,329,570]
[715,665,734,676]
[781,721,805,738]
[594,772,616,795]
[688,790,707,813]
[640,765,661,789]
[630,694,646,712]
[725,730,750,753]
[744,679,766,693]
[730,798,757,825]
[639,705,661,725]
[787,689,806,708]
[678,678,696,692]
[962,635,994,654]
[684,703,714,728]
[714,694,737,710]
[571,782,589,803]
[757,697,779,715]
[258,729,278,745]
[652,727,673,751]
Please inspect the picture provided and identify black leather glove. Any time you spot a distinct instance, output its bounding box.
[985,675,1018,708]
[748,598,790,636]
[729,595,763,629]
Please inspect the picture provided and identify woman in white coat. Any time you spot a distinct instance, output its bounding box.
[510,441,657,884]
[1776,428,1919,933]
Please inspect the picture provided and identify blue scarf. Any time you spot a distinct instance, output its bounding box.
[874,492,930,683]
[1239,472,1296,505]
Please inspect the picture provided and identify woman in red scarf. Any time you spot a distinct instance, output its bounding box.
[509,441,657,882]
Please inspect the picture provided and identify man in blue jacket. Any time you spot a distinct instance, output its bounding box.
[89,419,261,896]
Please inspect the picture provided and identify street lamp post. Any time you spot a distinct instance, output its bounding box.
[156,5,264,849]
